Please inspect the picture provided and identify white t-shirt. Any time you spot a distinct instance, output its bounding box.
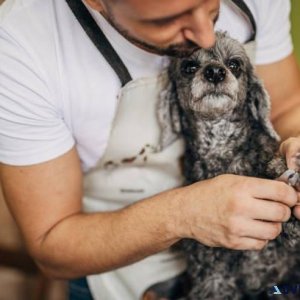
[0,0,293,171]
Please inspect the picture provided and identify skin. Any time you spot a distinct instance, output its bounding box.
[1,0,300,279]
[92,0,219,55]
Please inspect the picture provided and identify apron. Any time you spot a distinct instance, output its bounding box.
[66,1,257,299]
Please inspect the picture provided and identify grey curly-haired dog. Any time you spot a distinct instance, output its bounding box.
[158,32,300,300]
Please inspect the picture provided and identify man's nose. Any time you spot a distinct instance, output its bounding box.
[182,10,216,49]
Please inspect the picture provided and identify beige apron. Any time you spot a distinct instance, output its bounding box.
[66,0,257,299]
[83,72,187,300]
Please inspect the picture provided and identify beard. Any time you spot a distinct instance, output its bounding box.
[101,12,199,57]
[123,35,199,57]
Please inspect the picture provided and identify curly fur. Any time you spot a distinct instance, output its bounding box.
[158,32,300,300]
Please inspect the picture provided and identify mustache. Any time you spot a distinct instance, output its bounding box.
[164,41,200,57]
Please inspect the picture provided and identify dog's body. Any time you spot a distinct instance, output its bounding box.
[158,32,300,299]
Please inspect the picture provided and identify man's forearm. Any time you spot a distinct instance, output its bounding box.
[256,54,300,141]
[34,189,181,279]
[272,91,300,140]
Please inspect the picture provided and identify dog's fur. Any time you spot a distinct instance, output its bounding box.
[158,32,300,299]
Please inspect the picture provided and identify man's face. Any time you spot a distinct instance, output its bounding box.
[86,0,220,57]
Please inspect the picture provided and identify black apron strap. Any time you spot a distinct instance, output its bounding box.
[66,0,132,87]
[230,0,257,42]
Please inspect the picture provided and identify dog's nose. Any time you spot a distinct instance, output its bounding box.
[203,65,226,84]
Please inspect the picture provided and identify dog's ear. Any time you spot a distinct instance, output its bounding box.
[157,70,182,150]
[247,68,280,141]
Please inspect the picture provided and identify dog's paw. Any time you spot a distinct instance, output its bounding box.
[276,169,300,189]
[266,157,287,179]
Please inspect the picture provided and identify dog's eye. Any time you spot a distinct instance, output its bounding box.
[180,60,200,77]
[227,59,241,77]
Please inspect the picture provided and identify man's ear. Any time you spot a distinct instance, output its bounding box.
[84,0,105,12]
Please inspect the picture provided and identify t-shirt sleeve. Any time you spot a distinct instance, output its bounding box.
[255,0,293,65]
[0,28,75,166]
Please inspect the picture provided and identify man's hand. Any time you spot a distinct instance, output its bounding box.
[279,136,300,171]
[173,174,298,250]
[279,136,300,219]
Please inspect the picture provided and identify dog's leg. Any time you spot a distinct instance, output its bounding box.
[265,156,287,179]
[179,269,241,300]
[239,242,290,293]
[263,156,300,296]
[266,156,300,188]
[177,243,238,300]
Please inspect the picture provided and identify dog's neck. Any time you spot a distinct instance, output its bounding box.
[182,111,251,156]
[180,107,275,181]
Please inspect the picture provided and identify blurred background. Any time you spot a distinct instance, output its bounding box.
[291,0,300,63]
[0,0,299,300]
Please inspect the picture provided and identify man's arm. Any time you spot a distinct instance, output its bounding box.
[0,147,296,279]
[257,53,300,170]
[0,147,180,278]
[257,53,300,140]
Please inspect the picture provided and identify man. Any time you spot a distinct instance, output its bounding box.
[0,0,300,299]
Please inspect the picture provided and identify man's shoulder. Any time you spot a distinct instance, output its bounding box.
[0,0,87,70]
[0,0,52,27]
[0,0,34,24]
[0,0,73,44]
[244,0,290,17]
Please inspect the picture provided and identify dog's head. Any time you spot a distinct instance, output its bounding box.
[161,31,279,142]
[169,31,256,118]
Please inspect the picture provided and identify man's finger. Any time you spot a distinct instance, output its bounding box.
[293,205,300,219]
[237,219,282,240]
[249,178,298,207]
[231,237,268,251]
[287,153,300,171]
[245,200,291,222]
[279,137,300,170]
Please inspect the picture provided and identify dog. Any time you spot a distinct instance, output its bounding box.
[157,32,300,300]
